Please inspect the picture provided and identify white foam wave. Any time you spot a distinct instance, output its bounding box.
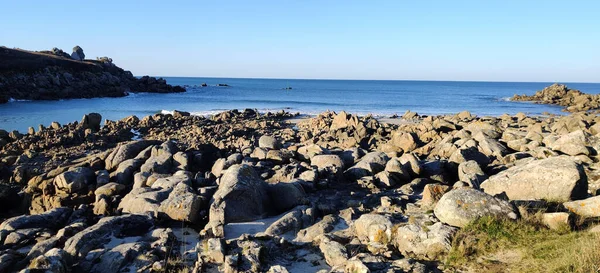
[8,98,32,102]
[499,97,512,102]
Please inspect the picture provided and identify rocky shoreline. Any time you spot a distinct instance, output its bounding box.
[512,83,600,112]
[1,107,600,272]
[0,47,185,103]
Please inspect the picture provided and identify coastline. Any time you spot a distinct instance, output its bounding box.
[1,107,600,271]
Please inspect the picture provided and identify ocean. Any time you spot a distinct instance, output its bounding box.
[1,78,600,132]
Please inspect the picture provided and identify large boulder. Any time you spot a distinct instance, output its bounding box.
[344,152,389,180]
[54,167,96,194]
[159,183,202,222]
[434,188,517,228]
[0,208,72,243]
[311,154,345,176]
[63,214,153,259]
[480,156,587,202]
[208,165,271,236]
[81,113,102,131]
[267,182,307,213]
[105,140,160,170]
[258,135,280,149]
[550,130,590,156]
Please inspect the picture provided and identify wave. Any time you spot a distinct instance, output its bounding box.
[498,97,512,102]
[8,98,32,102]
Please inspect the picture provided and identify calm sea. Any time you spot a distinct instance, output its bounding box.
[1,78,600,132]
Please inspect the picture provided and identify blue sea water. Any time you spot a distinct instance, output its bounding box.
[1,78,600,132]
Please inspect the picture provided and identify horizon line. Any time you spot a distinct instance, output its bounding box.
[138,75,600,85]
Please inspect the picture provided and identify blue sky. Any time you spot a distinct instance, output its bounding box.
[1,1,599,82]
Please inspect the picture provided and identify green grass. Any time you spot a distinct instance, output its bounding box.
[445,216,600,273]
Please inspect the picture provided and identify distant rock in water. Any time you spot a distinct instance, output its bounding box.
[511,83,600,112]
[0,46,186,103]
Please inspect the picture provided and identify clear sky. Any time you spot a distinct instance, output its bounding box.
[1,1,599,82]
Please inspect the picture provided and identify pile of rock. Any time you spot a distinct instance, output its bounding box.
[512,83,600,112]
[2,108,600,272]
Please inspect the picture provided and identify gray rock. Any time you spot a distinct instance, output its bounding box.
[296,215,340,243]
[140,153,173,174]
[89,241,150,273]
[354,214,393,245]
[434,188,517,228]
[259,135,280,149]
[159,183,202,222]
[480,156,587,202]
[319,238,348,267]
[63,214,153,259]
[0,208,72,243]
[27,248,69,273]
[54,167,95,194]
[344,152,390,180]
[105,140,160,171]
[111,158,144,185]
[81,113,102,131]
[208,165,271,236]
[550,130,589,156]
[458,160,487,189]
[311,154,345,176]
[394,222,457,260]
[267,182,307,213]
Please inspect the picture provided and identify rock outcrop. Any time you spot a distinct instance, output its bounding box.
[512,83,600,112]
[0,46,185,103]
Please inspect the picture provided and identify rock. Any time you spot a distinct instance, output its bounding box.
[27,248,69,273]
[266,149,294,164]
[345,152,389,180]
[311,154,345,176]
[449,146,489,167]
[550,130,589,156]
[480,156,587,202]
[54,167,95,194]
[173,151,190,171]
[297,144,327,161]
[112,158,144,185]
[421,184,450,209]
[541,212,572,230]
[63,214,153,259]
[208,165,271,236]
[319,238,348,267]
[564,196,600,218]
[354,214,393,245]
[398,153,422,177]
[0,208,72,243]
[457,160,487,188]
[94,182,126,198]
[296,215,340,243]
[203,238,226,263]
[259,135,280,149]
[140,153,173,174]
[105,140,160,170]
[267,182,307,213]
[345,258,370,273]
[159,183,202,222]
[388,131,418,152]
[81,113,102,131]
[118,187,170,216]
[394,222,457,260]
[265,206,312,236]
[434,188,517,228]
[89,241,149,273]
